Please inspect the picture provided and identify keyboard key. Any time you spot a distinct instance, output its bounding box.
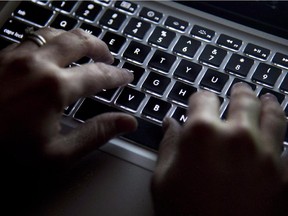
[227,78,256,97]
[123,40,151,63]
[272,52,288,69]
[95,88,119,101]
[139,7,163,23]
[148,26,176,49]
[284,104,288,118]
[199,45,227,67]
[80,23,102,37]
[74,98,163,150]
[51,1,77,13]
[285,123,288,144]
[112,58,120,66]
[75,1,102,22]
[200,69,229,93]
[172,107,188,124]
[216,34,242,51]
[122,117,163,150]
[168,81,197,106]
[114,1,138,14]
[115,87,145,111]
[225,54,254,77]
[173,59,202,83]
[148,50,176,73]
[101,31,126,53]
[280,73,288,93]
[142,97,171,122]
[74,98,119,122]
[173,35,201,59]
[190,25,215,41]
[13,1,54,26]
[124,18,151,39]
[142,72,171,96]
[63,101,77,116]
[258,88,285,104]
[244,43,270,60]
[122,62,145,86]
[50,13,78,30]
[99,9,126,30]
[74,56,91,65]
[0,19,31,42]
[164,16,189,32]
[252,63,282,87]
[97,0,111,5]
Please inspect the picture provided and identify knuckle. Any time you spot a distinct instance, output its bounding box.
[2,51,41,73]
[227,124,257,153]
[69,28,92,48]
[186,116,217,137]
[39,72,62,93]
[36,72,64,104]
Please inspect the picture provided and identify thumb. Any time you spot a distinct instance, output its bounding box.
[156,117,181,172]
[47,113,137,163]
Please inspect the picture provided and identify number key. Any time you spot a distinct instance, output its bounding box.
[225,54,254,77]
[99,9,126,30]
[148,26,176,49]
[252,63,281,87]
[173,35,201,58]
[75,1,102,21]
[199,45,227,67]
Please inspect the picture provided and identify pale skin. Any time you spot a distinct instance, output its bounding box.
[0,27,288,215]
[152,84,288,216]
[0,27,137,168]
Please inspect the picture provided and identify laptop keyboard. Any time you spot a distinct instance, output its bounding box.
[1,0,288,150]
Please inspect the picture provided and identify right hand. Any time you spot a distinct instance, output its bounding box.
[152,83,288,216]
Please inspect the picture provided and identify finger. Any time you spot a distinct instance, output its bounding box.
[227,82,261,128]
[37,28,113,67]
[186,90,221,126]
[155,118,181,175]
[17,27,65,51]
[0,42,18,52]
[62,63,133,105]
[46,113,137,163]
[158,118,181,164]
[260,93,286,154]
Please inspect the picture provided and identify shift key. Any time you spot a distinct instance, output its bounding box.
[13,1,54,26]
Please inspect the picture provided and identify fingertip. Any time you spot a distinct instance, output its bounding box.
[114,113,138,133]
[119,68,134,85]
[260,93,278,104]
[232,82,252,91]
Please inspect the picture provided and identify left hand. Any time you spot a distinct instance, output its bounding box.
[0,27,137,173]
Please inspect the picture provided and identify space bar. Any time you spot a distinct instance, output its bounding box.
[74,98,163,150]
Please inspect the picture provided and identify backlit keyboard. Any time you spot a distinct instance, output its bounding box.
[1,0,288,150]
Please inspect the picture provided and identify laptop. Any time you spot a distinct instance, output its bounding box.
[0,1,288,215]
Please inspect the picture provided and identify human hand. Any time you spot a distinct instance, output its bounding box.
[0,27,137,172]
[152,83,287,216]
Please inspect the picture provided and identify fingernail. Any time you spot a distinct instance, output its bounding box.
[162,117,171,132]
[260,93,278,103]
[232,82,252,90]
[121,68,134,79]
